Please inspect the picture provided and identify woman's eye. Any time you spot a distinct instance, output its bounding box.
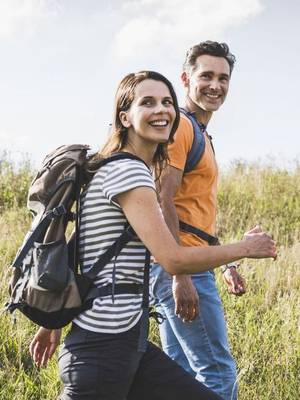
[141,100,152,106]
[163,99,173,106]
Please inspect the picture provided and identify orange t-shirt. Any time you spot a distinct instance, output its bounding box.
[168,113,218,247]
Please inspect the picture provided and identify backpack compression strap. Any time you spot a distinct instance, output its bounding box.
[179,108,206,173]
[85,247,152,354]
[12,205,67,268]
[138,249,151,352]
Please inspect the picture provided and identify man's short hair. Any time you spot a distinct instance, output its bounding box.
[183,41,236,74]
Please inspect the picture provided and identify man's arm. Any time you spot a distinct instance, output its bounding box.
[159,165,199,322]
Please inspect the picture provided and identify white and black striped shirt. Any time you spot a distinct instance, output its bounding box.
[73,158,156,333]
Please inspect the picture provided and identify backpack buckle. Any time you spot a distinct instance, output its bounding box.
[53,205,67,216]
[46,205,67,219]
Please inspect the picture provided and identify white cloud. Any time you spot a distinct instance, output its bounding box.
[113,0,264,60]
[0,0,62,38]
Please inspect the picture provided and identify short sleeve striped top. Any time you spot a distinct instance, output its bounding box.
[73,157,156,334]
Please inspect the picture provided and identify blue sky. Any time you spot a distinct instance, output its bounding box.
[0,0,299,169]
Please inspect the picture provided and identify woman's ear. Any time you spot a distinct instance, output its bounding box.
[119,111,131,129]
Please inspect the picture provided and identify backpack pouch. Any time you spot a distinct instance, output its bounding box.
[32,239,70,291]
[22,276,84,328]
[9,238,91,329]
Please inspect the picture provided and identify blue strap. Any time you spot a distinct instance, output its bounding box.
[179,108,206,173]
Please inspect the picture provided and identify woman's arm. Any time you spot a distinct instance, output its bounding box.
[116,187,276,275]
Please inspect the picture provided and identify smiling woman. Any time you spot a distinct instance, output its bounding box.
[28,70,276,400]
[119,79,176,148]
[99,71,180,180]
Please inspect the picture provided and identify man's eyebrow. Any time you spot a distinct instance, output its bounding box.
[199,70,230,78]
[219,73,230,78]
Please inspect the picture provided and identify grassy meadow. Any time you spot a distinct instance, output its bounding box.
[0,155,299,399]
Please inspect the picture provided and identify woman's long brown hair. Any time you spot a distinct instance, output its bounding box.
[87,71,180,181]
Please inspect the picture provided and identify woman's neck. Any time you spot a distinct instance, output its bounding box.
[122,141,156,167]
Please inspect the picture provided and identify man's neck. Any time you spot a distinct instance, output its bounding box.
[184,96,213,127]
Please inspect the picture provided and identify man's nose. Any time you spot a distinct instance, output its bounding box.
[209,79,221,90]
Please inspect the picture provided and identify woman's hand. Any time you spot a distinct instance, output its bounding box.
[29,327,62,368]
[243,225,277,260]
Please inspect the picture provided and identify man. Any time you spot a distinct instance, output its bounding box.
[150,41,246,400]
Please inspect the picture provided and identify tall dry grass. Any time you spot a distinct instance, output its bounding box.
[0,157,299,399]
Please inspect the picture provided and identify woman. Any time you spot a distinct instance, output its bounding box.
[29,71,276,400]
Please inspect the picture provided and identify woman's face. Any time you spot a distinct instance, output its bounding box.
[121,79,176,146]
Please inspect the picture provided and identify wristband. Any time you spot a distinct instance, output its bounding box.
[221,262,240,274]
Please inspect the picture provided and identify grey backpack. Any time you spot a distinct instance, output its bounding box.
[6,145,145,329]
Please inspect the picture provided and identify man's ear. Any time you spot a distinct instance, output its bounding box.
[181,71,190,88]
[119,111,131,128]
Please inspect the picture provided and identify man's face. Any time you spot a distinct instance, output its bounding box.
[183,54,231,112]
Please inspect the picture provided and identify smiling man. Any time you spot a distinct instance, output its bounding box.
[151,41,245,400]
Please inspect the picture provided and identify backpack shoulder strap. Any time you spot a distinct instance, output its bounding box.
[86,224,136,280]
[83,152,150,280]
[97,152,150,171]
[180,107,206,174]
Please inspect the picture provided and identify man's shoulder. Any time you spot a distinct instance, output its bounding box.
[179,111,194,130]
[172,112,194,143]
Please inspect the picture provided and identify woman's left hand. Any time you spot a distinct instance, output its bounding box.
[29,327,62,367]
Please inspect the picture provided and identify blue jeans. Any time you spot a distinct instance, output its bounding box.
[150,263,238,400]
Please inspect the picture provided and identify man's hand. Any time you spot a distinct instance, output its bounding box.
[172,275,199,322]
[222,267,246,296]
[243,225,277,260]
[29,327,62,368]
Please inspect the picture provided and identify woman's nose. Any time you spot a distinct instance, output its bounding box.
[154,102,166,113]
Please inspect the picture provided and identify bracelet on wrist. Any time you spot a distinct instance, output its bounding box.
[221,263,240,274]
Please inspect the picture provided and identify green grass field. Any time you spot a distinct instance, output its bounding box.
[0,156,299,399]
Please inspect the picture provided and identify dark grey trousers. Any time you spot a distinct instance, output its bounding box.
[58,323,223,400]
